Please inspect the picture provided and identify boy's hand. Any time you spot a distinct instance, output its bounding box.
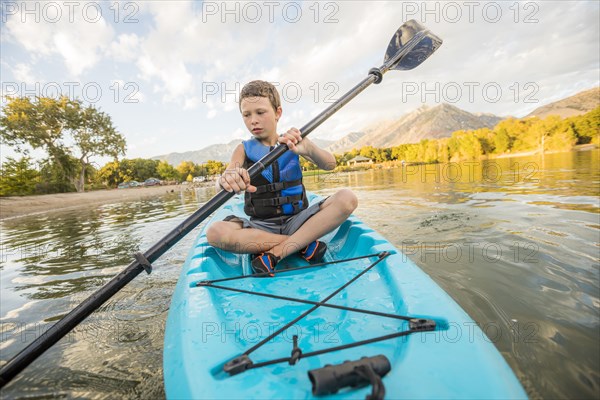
[279,128,308,154]
[219,167,257,194]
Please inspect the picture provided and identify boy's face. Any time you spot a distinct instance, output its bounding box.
[240,96,282,142]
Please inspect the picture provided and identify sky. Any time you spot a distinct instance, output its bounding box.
[1,0,599,164]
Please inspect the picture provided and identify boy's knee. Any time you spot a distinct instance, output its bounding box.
[206,222,230,247]
[337,189,358,215]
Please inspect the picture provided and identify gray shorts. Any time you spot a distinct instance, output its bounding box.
[224,198,327,236]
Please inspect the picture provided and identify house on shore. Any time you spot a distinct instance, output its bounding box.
[346,156,373,167]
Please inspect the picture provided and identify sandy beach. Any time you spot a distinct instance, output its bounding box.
[0,184,188,220]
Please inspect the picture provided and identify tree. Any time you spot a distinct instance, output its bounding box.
[544,120,577,151]
[502,117,537,152]
[0,157,40,196]
[130,158,159,181]
[359,146,377,160]
[494,127,511,153]
[205,160,225,176]
[473,128,495,155]
[1,96,76,188]
[528,116,561,153]
[437,139,450,163]
[448,130,483,161]
[71,104,126,191]
[176,161,196,179]
[0,96,126,193]
[97,161,122,187]
[37,156,78,194]
[157,160,180,181]
[420,140,438,163]
[571,106,600,144]
[117,158,159,182]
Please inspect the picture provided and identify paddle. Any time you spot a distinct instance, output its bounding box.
[0,19,442,387]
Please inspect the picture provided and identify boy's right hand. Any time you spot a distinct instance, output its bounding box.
[218,167,257,194]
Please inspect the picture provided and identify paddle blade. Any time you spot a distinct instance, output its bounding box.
[384,20,443,71]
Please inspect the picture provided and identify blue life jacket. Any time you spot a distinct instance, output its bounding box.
[242,138,308,219]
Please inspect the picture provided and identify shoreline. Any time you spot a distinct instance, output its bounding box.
[0,184,189,220]
[487,143,598,159]
[2,145,597,221]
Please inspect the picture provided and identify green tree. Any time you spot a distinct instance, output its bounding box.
[391,145,407,161]
[37,157,78,193]
[97,161,122,187]
[474,128,495,155]
[505,118,537,152]
[333,153,344,166]
[528,116,561,153]
[0,157,40,196]
[420,140,438,163]
[177,161,196,178]
[448,130,483,160]
[1,96,76,188]
[571,107,600,144]
[157,160,180,180]
[494,127,511,153]
[129,158,159,181]
[205,160,226,176]
[117,159,136,182]
[0,96,126,193]
[359,146,377,160]
[545,119,577,151]
[71,104,126,191]
[437,139,450,163]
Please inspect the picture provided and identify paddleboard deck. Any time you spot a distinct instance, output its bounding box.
[164,193,527,399]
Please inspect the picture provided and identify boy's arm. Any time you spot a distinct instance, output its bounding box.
[300,139,336,171]
[217,144,256,193]
[279,128,336,171]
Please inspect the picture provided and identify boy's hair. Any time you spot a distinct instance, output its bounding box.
[239,80,281,112]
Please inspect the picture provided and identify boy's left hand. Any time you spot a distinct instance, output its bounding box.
[279,128,308,154]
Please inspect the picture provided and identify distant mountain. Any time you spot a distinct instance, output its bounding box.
[327,131,366,153]
[152,137,335,165]
[329,104,504,153]
[526,87,599,119]
[152,139,242,165]
[311,138,335,150]
[153,88,599,164]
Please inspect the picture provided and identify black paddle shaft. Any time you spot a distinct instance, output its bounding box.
[0,19,443,386]
[0,70,380,388]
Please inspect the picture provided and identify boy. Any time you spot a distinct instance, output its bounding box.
[206,80,358,276]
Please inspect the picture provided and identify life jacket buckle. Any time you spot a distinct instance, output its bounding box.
[271,197,285,206]
[265,183,279,192]
[291,200,302,213]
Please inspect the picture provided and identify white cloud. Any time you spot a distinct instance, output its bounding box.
[184,97,199,110]
[108,33,140,62]
[111,79,145,103]
[4,3,114,76]
[3,0,598,159]
[10,63,40,84]
[3,16,54,56]
[231,127,247,140]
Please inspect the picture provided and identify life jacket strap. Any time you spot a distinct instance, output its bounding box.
[252,194,303,207]
[253,179,303,194]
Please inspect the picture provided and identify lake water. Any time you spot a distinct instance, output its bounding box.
[1,150,598,399]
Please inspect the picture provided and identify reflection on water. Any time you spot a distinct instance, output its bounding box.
[1,150,599,399]
[0,189,211,399]
[309,150,599,399]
